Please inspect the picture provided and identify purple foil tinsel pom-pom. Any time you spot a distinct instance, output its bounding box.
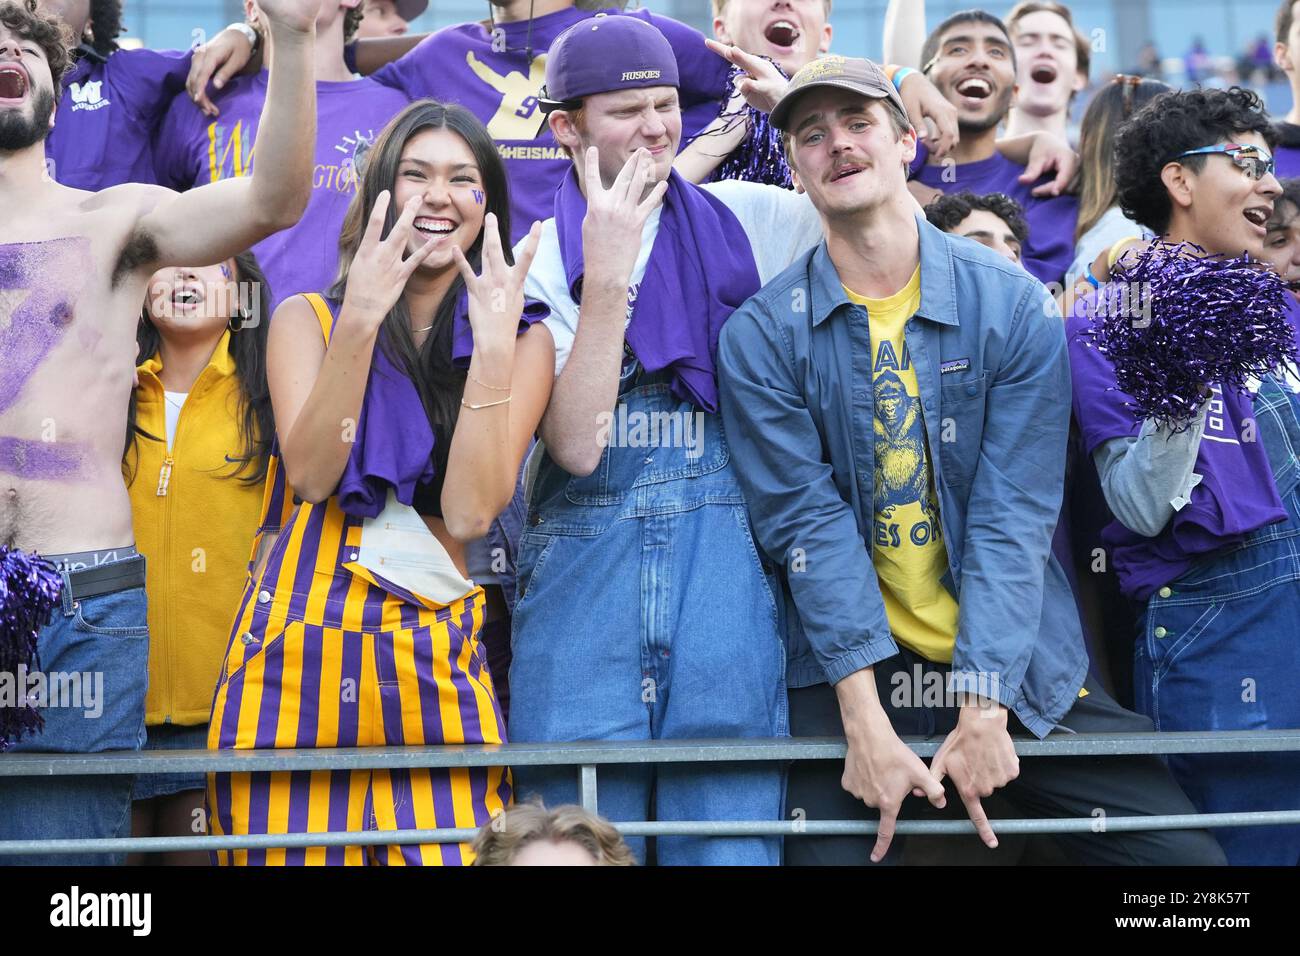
[0,547,61,750]
[1082,241,1297,430]
[698,65,794,189]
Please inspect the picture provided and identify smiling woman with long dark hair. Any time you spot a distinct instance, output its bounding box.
[206,100,555,866]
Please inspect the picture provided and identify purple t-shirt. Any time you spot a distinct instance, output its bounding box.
[911,145,1079,287]
[370,7,730,243]
[46,47,192,190]
[1274,122,1300,181]
[153,72,409,311]
[1065,290,1292,599]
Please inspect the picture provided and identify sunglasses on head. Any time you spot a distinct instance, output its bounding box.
[1172,142,1276,181]
[1112,73,1142,119]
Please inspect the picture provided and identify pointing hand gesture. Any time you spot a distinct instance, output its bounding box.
[704,38,790,115]
[452,213,543,356]
[341,191,437,332]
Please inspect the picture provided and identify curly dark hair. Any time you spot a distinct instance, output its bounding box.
[0,0,73,97]
[924,190,1029,245]
[87,0,122,56]
[344,4,363,42]
[1113,86,1277,236]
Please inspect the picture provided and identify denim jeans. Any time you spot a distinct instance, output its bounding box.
[132,721,209,801]
[0,562,148,866]
[509,379,788,865]
[1135,483,1300,865]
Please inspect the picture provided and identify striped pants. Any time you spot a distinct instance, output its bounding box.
[207,589,510,865]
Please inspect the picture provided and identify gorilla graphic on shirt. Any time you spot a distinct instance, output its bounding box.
[873,369,929,516]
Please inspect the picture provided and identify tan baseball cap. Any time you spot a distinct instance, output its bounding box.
[770,55,912,132]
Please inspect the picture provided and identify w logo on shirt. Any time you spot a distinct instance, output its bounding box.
[69,80,109,112]
[206,120,255,182]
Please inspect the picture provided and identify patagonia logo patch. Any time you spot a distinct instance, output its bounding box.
[940,358,971,375]
[621,70,662,81]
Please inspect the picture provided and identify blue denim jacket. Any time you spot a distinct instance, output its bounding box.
[717,215,1088,738]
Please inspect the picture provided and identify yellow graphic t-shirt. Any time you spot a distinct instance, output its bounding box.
[846,269,960,663]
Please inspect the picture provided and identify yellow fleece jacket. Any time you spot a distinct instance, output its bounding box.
[127,332,265,726]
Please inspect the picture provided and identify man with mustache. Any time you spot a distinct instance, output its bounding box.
[883,1,1090,143]
[911,9,1079,287]
[0,0,318,864]
[717,56,1223,867]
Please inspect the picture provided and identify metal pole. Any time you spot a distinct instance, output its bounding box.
[579,764,599,814]
[4,809,1299,856]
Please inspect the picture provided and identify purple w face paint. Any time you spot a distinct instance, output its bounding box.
[0,239,92,415]
[471,189,485,206]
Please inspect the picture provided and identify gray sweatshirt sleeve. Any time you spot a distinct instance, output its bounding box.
[1091,402,1210,538]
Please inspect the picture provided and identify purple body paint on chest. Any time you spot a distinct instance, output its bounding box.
[0,238,93,414]
[0,436,86,479]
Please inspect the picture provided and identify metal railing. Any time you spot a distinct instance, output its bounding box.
[2,731,1299,855]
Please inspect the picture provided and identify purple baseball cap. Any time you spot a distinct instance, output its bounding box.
[538,14,680,112]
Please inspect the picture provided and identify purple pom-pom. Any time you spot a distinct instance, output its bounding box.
[0,547,61,750]
[694,65,794,189]
[1082,241,1298,429]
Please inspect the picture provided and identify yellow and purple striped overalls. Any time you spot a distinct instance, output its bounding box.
[207,294,509,865]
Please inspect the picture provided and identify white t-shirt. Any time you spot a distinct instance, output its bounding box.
[164,391,188,452]
[1067,205,1148,291]
[518,180,825,375]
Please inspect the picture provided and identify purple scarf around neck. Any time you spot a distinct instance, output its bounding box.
[334,289,548,518]
[336,325,437,520]
[554,167,760,411]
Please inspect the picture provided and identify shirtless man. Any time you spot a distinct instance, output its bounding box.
[0,0,317,866]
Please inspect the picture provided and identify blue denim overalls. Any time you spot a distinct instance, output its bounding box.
[508,364,789,866]
[1134,372,1300,865]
